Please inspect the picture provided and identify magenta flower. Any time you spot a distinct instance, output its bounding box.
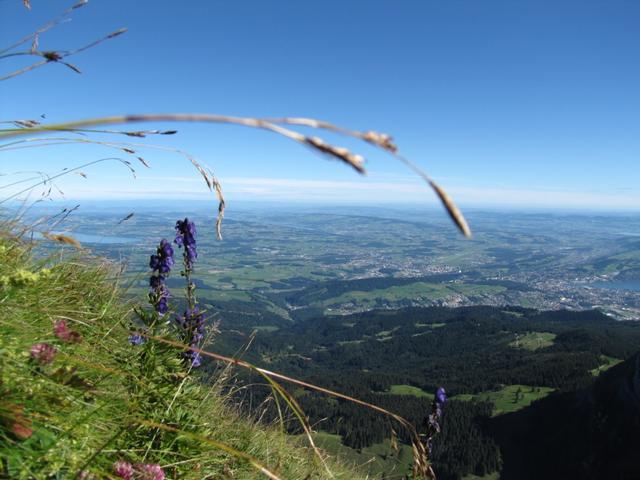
[113,460,134,480]
[53,319,82,343]
[135,463,165,480]
[30,343,56,364]
[53,319,68,338]
[113,460,164,480]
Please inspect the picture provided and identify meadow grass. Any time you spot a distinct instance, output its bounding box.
[462,472,500,480]
[508,332,556,351]
[454,385,554,416]
[298,432,414,479]
[384,382,553,417]
[590,355,623,376]
[384,385,435,399]
[320,282,506,311]
[0,231,364,479]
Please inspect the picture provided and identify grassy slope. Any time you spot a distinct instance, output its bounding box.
[0,234,362,479]
[590,355,623,376]
[508,332,556,351]
[299,432,414,478]
[321,283,506,310]
[454,385,554,416]
[384,385,435,398]
[386,384,553,417]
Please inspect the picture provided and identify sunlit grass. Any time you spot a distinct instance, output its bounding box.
[0,230,362,479]
[509,332,556,351]
[454,385,554,416]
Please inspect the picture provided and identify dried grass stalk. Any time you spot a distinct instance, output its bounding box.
[428,180,471,238]
[208,170,226,241]
[0,114,472,238]
[42,232,81,249]
[147,334,435,478]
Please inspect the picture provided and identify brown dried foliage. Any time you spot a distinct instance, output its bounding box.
[42,232,82,249]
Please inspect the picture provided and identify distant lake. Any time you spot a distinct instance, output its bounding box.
[39,232,137,245]
[590,281,640,292]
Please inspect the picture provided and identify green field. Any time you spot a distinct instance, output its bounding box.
[591,355,623,376]
[455,384,554,416]
[463,472,500,480]
[300,432,413,478]
[379,383,552,417]
[306,431,502,479]
[252,325,280,332]
[509,331,556,350]
[321,282,506,310]
[383,384,435,398]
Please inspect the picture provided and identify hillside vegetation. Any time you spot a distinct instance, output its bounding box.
[218,305,640,479]
[0,231,362,479]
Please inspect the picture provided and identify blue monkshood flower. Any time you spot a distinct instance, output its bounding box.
[129,333,146,345]
[424,386,447,454]
[156,295,169,315]
[174,218,197,268]
[176,307,205,368]
[176,307,205,338]
[148,239,173,315]
[187,350,202,369]
[149,239,174,274]
[148,281,171,316]
[149,275,163,289]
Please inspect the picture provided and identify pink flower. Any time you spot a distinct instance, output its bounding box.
[113,461,164,480]
[113,460,134,480]
[135,463,165,480]
[30,343,56,364]
[54,319,82,343]
[53,319,69,338]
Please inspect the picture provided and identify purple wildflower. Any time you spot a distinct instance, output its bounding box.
[148,239,173,316]
[155,295,169,315]
[176,307,205,368]
[188,350,202,368]
[113,460,134,480]
[436,387,447,405]
[423,386,448,455]
[128,333,146,345]
[30,343,56,364]
[149,239,174,275]
[135,463,165,480]
[174,218,197,269]
[149,275,163,289]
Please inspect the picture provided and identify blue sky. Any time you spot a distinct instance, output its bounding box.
[1,0,639,210]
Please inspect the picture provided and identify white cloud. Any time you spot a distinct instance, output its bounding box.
[3,173,640,210]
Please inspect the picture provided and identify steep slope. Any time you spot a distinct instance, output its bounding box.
[490,351,640,480]
[0,233,363,479]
